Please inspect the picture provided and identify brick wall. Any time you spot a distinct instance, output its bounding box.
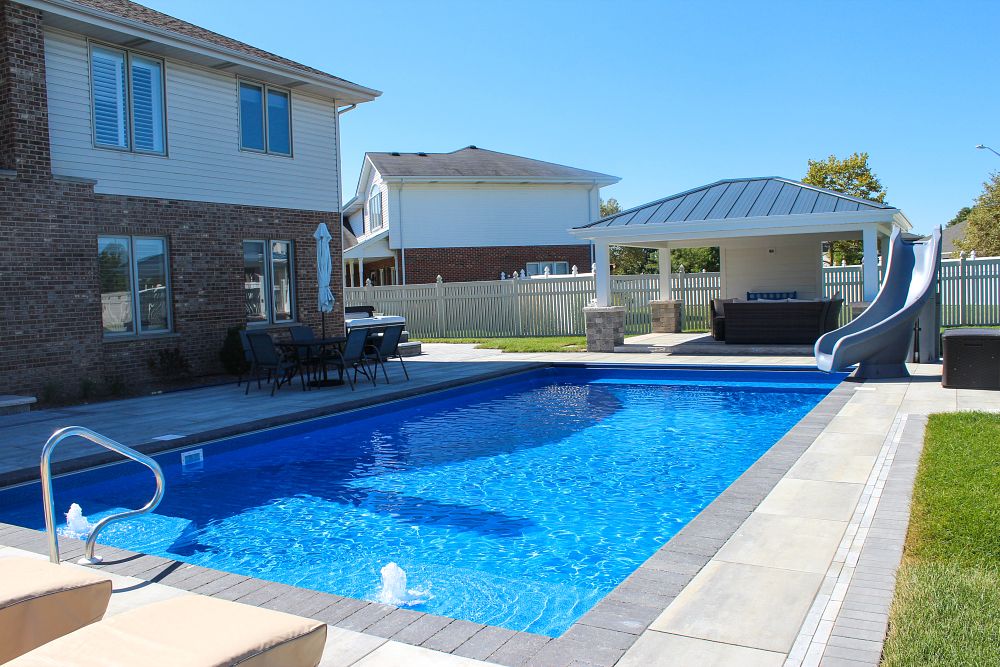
[401,244,592,284]
[0,1,344,399]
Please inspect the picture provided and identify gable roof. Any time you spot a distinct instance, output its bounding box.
[365,146,619,184]
[579,177,893,229]
[38,0,380,102]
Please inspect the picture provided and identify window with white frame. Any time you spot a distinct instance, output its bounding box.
[367,184,383,232]
[239,81,292,156]
[526,261,570,277]
[243,240,295,324]
[90,44,166,154]
[98,236,172,336]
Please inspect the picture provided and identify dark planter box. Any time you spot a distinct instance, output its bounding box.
[942,329,1000,390]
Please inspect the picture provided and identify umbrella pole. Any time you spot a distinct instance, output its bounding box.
[322,312,326,339]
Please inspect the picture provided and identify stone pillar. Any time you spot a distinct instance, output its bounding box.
[584,305,626,352]
[650,299,682,333]
[850,302,869,321]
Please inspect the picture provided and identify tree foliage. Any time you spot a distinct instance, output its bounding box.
[954,173,1000,257]
[947,206,972,228]
[803,152,887,266]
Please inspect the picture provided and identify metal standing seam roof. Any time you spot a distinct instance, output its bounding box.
[579,177,893,229]
[366,146,620,182]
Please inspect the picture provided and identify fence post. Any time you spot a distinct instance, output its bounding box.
[435,275,446,337]
[678,266,687,330]
[958,252,967,325]
[512,278,523,336]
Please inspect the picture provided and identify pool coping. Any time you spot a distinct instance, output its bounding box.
[0,370,854,666]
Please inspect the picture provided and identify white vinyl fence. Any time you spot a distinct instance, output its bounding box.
[344,256,1000,338]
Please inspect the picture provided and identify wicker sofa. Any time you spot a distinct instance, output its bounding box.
[712,298,843,345]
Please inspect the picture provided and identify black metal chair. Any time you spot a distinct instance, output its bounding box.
[331,328,375,391]
[287,325,325,385]
[364,325,409,382]
[245,332,300,396]
[237,329,256,387]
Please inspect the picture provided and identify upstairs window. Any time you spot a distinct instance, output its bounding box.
[239,81,292,156]
[90,44,166,154]
[367,185,383,232]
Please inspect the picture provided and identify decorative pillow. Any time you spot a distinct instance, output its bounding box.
[747,291,797,301]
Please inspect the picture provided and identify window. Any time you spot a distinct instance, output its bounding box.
[239,81,292,156]
[367,185,383,232]
[244,240,295,324]
[526,261,570,277]
[90,44,166,154]
[98,236,172,336]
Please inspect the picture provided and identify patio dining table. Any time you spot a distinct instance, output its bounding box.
[277,336,347,388]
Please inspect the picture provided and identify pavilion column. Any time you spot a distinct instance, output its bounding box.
[650,246,682,333]
[862,226,879,302]
[584,239,625,352]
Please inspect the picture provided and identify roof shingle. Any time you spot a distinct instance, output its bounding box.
[366,146,618,182]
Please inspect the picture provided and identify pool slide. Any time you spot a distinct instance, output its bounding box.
[815,227,941,379]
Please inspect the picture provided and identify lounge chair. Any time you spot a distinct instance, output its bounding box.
[245,332,300,396]
[0,557,112,663]
[7,594,326,667]
[364,324,409,382]
[331,328,375,391]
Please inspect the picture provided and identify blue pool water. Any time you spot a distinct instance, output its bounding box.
[0,366,841,636]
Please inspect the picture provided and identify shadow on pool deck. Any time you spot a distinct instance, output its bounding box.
[0,354,543,486]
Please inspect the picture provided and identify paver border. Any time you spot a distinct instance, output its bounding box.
[0,369,853,666]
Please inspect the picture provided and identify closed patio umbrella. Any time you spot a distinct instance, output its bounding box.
[313,223,335,337]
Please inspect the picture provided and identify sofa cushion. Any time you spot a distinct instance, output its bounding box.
[0,557,113,663]
[7,594,327,667]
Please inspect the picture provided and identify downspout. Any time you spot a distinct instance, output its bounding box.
[397,181,407,285]
[335,103,356,311]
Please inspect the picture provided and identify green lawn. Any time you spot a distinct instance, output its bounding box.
[421,337,587,353]
[882,412,1000,666]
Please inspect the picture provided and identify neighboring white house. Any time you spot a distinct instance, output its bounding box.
[342,146,619,285]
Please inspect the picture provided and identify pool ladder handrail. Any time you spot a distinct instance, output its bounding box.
[41,426,165,565]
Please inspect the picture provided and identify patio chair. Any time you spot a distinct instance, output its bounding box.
[330,327,375,391]
[245,332,301,396]
[237,329,256,387]
[364,324,409,382]
[288,325,325,385]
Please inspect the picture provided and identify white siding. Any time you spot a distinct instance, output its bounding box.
[44,30,339,211]
[720,235,824,299]
[390,184,593,248]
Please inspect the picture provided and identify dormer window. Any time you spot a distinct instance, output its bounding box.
[367,184,383,232]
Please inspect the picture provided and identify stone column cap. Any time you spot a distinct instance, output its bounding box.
[583,305,626,313]
[649,299,682,305]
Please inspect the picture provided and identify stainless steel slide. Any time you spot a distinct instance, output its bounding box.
[815,227,941,378]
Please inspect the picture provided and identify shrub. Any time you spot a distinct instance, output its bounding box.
[220,326,250,376]
[148,347,191,379]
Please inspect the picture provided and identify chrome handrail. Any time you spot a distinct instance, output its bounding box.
[41,426,165,565]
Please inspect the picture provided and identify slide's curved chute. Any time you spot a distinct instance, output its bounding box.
[816,227,941,378]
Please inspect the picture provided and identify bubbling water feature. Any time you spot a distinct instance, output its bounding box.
[60,503,93,539]
[376,562,430,606]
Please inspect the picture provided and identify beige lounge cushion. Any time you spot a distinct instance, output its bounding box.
[8,593,327,667]
[0,557,113,663]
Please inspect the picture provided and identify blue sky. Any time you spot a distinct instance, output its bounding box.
[144,0,1000,232]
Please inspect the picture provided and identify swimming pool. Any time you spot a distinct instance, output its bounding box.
[0,366,842,636]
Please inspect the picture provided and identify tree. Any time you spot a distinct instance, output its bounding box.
[670,247,720,273]
[602,198,656,274]
[954,173,1000,256]
[947,206,972,228]
[803,152,887,265]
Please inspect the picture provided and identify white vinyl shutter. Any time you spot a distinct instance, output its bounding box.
[130,55,165,153]
[91,46,128,149]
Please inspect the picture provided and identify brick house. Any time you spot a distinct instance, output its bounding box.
[0,0,379,398]
[341,147,619,285]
